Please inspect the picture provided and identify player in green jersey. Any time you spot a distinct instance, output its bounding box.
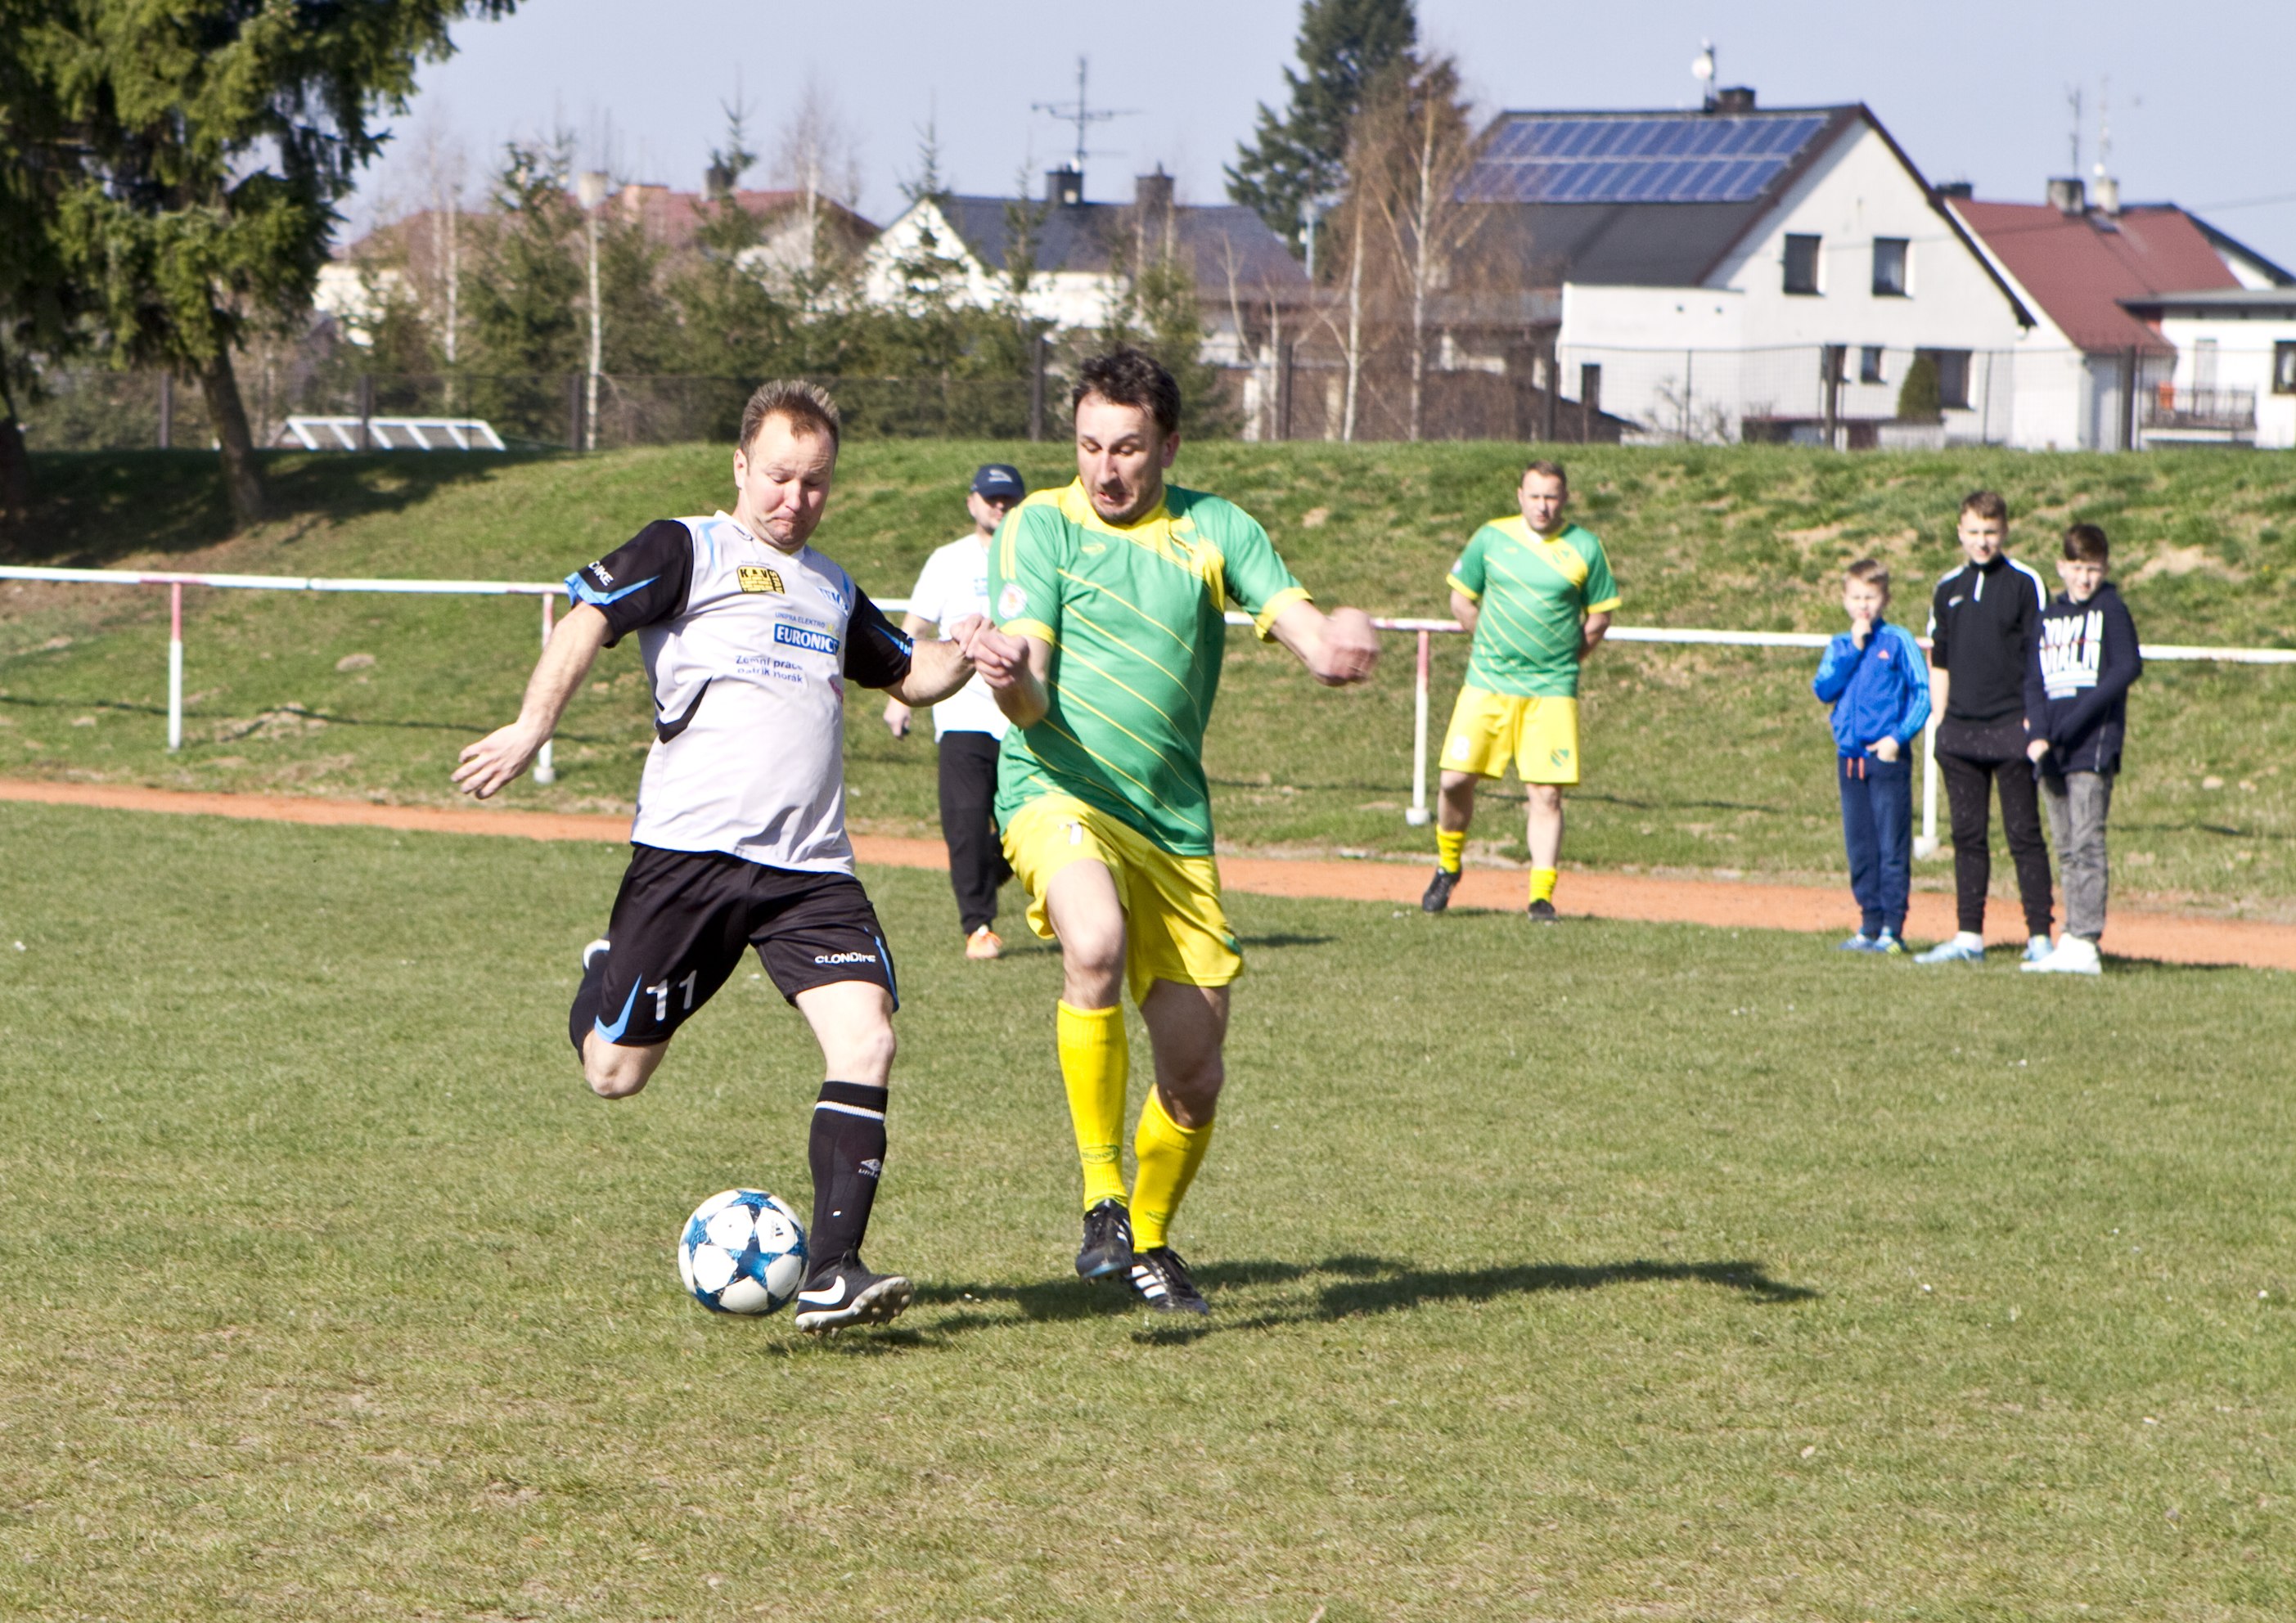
[963,347,1380,1315]
[1420,460,1620,921]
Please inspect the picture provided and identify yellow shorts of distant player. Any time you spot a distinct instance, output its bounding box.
[1441,686,1582,785]
[1002,794,1242,1005]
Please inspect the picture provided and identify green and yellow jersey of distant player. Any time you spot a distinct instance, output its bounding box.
[987,479,1312,856]
[1446,514,1622,698]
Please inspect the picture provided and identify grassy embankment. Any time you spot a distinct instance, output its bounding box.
[1,802,2291,1620]
[3,442,2292,913]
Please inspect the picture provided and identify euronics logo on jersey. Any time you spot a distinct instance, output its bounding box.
[737,565,785,594]
[774,623,840,655]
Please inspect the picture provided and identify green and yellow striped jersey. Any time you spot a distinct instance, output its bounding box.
[991,479,1312,856]
[1447,516,1621,698]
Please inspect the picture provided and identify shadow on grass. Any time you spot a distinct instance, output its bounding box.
[911,1252,1816,1348]
[1235,932,1337,949]
[10,450,556,566]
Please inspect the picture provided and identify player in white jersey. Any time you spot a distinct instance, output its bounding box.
[453,381,982,1333]
[883,463,1023,960]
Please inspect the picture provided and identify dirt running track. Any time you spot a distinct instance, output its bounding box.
[5,777,2292,973]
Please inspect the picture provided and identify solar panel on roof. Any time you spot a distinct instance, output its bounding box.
[1460,113,1830,205]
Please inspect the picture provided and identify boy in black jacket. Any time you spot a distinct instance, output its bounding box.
[1916,490,2055,964]
[2022,523,2142,975]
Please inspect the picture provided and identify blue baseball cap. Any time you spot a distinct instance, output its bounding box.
[970,464,1025,501]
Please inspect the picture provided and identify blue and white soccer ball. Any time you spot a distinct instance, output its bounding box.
[677,1189,808,1315]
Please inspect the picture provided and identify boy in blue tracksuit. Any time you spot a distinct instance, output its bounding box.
[1813,558,1933,953]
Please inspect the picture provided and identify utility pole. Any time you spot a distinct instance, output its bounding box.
[575,170,611,452]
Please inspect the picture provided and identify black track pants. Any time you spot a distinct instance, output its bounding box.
[937,731,1011,934]
[1938,737,2054,937]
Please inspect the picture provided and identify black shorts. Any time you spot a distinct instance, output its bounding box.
[593,846,898,1047]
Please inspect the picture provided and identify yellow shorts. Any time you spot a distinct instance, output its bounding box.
[1002,794,1242,1005]
[1440,686,1581,785]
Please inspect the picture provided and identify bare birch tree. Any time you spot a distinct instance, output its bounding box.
[772,77,864,270]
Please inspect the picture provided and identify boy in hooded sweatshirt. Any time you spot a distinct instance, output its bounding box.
[1813,558,1933,954]
[2021,523,2142,976]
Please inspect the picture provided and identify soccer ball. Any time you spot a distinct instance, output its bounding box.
[677,1189,808,1315]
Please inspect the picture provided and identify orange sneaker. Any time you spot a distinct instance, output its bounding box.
[965,925,1003,961]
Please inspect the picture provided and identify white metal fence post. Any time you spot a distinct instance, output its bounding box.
[1914,709,1941,858]
[533,591,558,786]
[166,582,184,752]
[1406,629,1432,825]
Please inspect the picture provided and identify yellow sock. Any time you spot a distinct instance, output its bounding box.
[1435,829,1466,874]
[1529,867,1559,904]
[1130,1086,1213,1251]
[1056,1001,1130,1211]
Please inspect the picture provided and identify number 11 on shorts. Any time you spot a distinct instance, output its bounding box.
[649,971,698,1023]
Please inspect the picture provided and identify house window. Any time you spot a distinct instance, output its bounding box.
[2275,342,2296,395]
[1860,346,1886,384]
[1784,235,1821,294]
[1918,348,1973,410]
[1872,238,1909,296]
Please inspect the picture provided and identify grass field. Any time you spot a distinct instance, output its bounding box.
[4,800,2294,1620]
[2,443,2294,915]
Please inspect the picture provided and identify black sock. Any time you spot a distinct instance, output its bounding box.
[808,1081,888,1272]
[569,947,609,1059]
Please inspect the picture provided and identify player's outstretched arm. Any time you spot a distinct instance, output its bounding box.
[1269,601,1380,687]
[452,603,612,799]
[882,613,982,708]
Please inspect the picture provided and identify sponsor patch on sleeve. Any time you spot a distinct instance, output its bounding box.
[997,582,1029,620]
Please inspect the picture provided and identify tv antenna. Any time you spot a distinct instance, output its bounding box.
[2064,83,2082,176]
[1032,56,1136,186]
[1692,41,1716,111]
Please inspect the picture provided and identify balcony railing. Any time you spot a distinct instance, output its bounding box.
[2143,385,2258,433]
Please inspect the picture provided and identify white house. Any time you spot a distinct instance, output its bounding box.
[2117,287,2296,449]
[1949,182,2294,450]
[1461,93,2036,446]
[862,168,1306,359]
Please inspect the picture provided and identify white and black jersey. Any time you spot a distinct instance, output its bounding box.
[569,512,913,874]
[1927,555,2047,727]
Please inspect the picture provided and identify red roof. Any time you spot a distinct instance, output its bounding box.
[1953,201,2237,354]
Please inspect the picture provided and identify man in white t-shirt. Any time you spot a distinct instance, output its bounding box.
[884,464,1024,960]
[452,381,983,1334]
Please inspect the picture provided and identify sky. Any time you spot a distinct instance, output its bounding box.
[350,0,2296,269]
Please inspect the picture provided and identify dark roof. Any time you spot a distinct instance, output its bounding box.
[929,196,1306,293]
[2185,214,2296,286]
[1953,201,2238,354]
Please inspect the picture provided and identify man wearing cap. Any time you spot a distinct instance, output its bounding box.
[885,464,1026,959]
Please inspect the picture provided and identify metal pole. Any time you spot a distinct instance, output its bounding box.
[585,212,602,452]
[166,582,183,752]
[533,592,558,786]
[1405,629,1433,826]
[1914,709,1941,857]
[1028,334,1047,442]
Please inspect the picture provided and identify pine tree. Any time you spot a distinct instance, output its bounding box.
[24,0,519,528]
[1226,0,1418,259]
[459,140,583,445]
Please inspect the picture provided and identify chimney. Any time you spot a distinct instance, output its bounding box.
[1136,168,1173,231]
[2047,176,2087,215]
[1045,165,1083,207]
[2094,174,2121,216]
[1936,180,1974,200]
[704,162,733,203]
[1713,86,1756,114]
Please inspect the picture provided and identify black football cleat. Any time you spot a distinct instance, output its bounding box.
[793,1256,914,1333]
[1527,898,1558,923]
[1075,1198,1135,1282]
[1420,867,1461,914]
[1127,1246,1209,1315]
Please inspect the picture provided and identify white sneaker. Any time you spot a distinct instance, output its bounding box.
[1914,933,1986,964]
[2022,934,2055,964]
[2021,936,2101,976]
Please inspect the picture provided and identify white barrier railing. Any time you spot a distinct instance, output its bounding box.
[4,564,2290,849]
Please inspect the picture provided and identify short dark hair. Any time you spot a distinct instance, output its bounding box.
[740,380,841,454]
[1960,489,2008,523]
[2063,523,2110,564]
[1524,459,1569,489]
[1846,557,1891,595]
[1073,346,1182,437]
